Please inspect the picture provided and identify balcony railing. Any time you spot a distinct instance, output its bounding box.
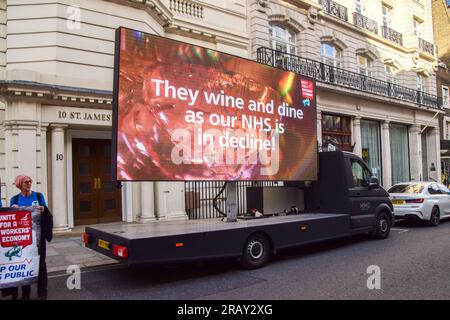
[319,0,348,22]
[419,38,434,55]
[353,12,378,34]
[381,26,403,46]
[256,47,441,109]
[169,0,203,19]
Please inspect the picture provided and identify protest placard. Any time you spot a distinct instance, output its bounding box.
[0,208,40,289]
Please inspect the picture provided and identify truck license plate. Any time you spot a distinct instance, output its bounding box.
[98,239,110,250]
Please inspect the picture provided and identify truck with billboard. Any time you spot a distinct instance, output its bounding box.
[82,27,394,269]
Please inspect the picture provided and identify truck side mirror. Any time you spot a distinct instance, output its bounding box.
[368,176,379,189]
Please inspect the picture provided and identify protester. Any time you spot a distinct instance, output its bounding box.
[1,175,53,300]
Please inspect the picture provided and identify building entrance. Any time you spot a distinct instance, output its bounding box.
[72,139,122,225]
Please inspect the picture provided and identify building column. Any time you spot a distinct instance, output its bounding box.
[3,120,39,202]
[429,127,441,183]
[248,0,270,58]
[155,182,187,220]
[409,124,422,181]
[3,100,45,204]
[3,121,16,204]
[120,181,136,223]
[381,121,392,188]
[317,110,322,149]
[352,116,362,157]
[139,182,157,222]
[50,124,70,232]
[39,124,48,199]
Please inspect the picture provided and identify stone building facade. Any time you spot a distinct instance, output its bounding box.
[0,0,248,230]
[0,0,442,230]
[432,0,450,183]
[250,0,441,188]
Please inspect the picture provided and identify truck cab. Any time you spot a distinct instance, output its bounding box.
[305,151,394,237]
[83,150,394,269]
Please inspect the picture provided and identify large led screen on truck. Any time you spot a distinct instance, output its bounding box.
[113,27,317,181]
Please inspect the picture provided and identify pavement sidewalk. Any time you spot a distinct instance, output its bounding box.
[47,228,119,274]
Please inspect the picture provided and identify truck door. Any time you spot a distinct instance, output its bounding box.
[434,183,450,214]
[348,157,380,230]
[438,184,450,214]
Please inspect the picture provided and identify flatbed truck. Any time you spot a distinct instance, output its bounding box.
[83,150,394,269]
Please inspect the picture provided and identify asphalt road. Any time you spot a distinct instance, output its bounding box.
[12,219,450,300]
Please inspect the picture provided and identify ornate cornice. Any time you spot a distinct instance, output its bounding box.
[164,24,217,43]
[355,47,379,61]
[320,34,348,50]
[0,81,113,108]
[104,0,173,27]
[268,13,306,32]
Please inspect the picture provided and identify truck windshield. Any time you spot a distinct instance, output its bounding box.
[388,184,424,193]
[350,159,371,187]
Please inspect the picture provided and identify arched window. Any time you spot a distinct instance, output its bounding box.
[416,73,425,92]
[321,43,341,68]
[357,54,372,77]
[385,64,397,84]
[269,25,296,55]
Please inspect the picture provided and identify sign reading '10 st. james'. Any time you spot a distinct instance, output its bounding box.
[113,27,317,181]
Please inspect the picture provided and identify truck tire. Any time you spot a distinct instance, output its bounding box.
[428,206,440,227]
[241,233,271,269]
[373,212,391,240]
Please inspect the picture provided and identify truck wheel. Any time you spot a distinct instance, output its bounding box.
[373,212,391,239]
[429,207,440,227]
[241,233,271,269]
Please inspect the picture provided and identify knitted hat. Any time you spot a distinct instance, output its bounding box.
[15,175,32,189]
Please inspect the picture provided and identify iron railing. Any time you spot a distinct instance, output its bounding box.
[256,47,441,109]
[319,0,348,22]
[185,181,278,219]
[184,48,442,220]
[353,12,378,34]
[381,26,403,46]
[419,38,434,55]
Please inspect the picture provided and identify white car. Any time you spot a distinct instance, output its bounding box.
[388,182,450,226]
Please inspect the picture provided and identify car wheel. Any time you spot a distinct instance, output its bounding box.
[429,207,440,227]
[373,212,391,239]
[241,233,271,269]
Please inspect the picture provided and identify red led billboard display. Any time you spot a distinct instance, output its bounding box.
[113,27,317,181]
